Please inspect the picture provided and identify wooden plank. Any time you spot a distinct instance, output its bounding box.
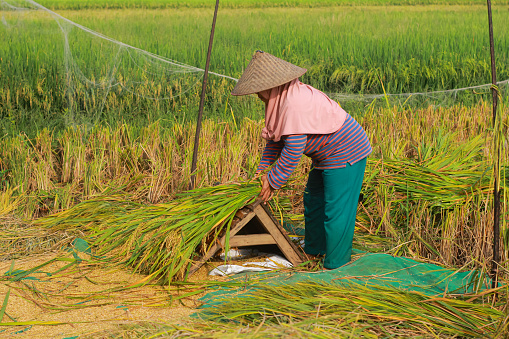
[253,205,304,266]
[260,203,306,260]
[245,198,262,210]
[230,234,276,247]
[189,198,306,276]
[188,211,256,275]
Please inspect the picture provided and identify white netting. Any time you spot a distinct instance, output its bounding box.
[328,80,509,111]
[1,0,235,126]
[1,0,507,122]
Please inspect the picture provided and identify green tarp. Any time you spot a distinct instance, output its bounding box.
[200,252,492,308]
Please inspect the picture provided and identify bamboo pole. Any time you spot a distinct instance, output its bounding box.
[189,0,220,189]
[486,0,500,289]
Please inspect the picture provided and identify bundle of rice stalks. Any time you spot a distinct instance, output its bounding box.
[368,134,502,209]
[33,181,271,283]
[0,188,70,259]
[0,187,23,218]
[199,281,506,338]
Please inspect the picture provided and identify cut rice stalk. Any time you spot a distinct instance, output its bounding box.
[33,181,267,283]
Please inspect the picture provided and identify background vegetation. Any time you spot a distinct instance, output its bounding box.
[1,3,509,136]
[34,0,509,10]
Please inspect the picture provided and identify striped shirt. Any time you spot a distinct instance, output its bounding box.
[257,113,372,189]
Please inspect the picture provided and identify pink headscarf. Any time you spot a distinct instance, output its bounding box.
[259,79,347,142]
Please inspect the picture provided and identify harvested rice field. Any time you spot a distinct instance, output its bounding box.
[0,254,198,338]
[1,0,509,338]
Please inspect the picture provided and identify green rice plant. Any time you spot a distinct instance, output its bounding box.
[0,118,270,217]
[34,0,509,11]
[198,281,506,338]
[356,102,509,268]
[99,280,507,338]
[32,182,265,283]
[360,136,507,265]
[375,134,492,209]
[2,4,509,133]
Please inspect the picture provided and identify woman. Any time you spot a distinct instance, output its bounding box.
[231,51,372,269]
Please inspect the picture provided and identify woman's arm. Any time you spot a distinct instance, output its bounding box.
[256,139,284,174]
[266,134,306,189]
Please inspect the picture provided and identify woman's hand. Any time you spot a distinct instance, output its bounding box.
[259,174,275,203]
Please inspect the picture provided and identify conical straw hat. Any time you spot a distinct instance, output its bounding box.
[231,50,307,96]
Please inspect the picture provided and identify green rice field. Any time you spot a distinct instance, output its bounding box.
[34,0,509,9]
[0,0,508,337]
[1,2,509,135]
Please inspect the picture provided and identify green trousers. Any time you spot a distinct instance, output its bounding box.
[304,158,367,269]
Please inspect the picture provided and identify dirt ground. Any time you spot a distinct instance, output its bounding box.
[0,252,233,339]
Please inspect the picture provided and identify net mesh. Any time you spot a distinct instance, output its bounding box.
[329,80,509,111]
[1,0,232,126]
[1,0,508,122]
[199,252,492,310]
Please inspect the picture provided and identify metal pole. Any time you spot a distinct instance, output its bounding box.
[189,0,220,190]
[486,0,500,289]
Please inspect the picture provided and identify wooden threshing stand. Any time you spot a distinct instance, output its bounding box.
[189,199,305,275]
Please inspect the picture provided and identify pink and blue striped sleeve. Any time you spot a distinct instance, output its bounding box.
[267,135,306,189]
[257,140,284,172]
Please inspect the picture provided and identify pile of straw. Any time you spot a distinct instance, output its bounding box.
[33,182,265,283]
[89,281,507,338]
[198,281,506,338]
